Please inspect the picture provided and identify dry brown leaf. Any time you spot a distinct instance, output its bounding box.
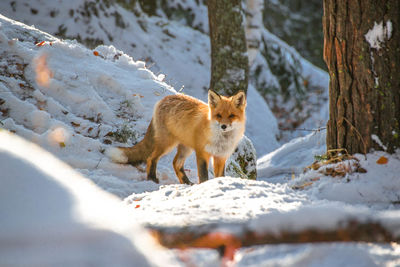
[36,41,45,47]
[376,156,388,165]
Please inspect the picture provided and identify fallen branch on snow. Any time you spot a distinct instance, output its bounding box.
[148,220,398,260]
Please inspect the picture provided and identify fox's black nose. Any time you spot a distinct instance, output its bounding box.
[221,124,227,130]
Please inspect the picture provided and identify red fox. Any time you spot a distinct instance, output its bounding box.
[106,90,246,184]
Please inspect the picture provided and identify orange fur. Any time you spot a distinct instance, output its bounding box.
[107,90,246,184]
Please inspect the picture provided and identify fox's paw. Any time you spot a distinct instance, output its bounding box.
[147,176,159,184]
[182,177,194,185]
[105,147,128,163]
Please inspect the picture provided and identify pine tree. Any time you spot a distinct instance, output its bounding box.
[323,0,400,154]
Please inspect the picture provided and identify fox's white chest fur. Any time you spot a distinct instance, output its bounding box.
[205,121,244,157]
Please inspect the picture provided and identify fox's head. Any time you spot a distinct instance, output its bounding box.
[208,90,246,132]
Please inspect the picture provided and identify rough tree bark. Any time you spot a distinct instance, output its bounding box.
[208,0,249,96]
[323,0,400,154]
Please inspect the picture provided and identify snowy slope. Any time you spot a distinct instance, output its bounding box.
[257,130,326,179]
[0,0,280,156]
[0,14,179,197]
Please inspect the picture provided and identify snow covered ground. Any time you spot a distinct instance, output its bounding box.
[1,12,400,267]
[0,130,181,266]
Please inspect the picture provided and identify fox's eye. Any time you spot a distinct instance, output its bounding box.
[229,114,235,118]
[216,114,222,118]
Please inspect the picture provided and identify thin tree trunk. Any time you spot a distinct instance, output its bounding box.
[323,0,400,154]
[208,0,249,96]
[244,0,263,66]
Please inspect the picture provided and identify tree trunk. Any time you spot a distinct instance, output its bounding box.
[323,0,400,154]
[208,0,249,96]
[244,0,263,66]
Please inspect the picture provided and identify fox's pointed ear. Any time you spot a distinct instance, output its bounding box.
[232,91,246,109]
[208,90,221,108]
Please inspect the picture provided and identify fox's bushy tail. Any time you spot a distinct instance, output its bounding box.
[106,120,154,165]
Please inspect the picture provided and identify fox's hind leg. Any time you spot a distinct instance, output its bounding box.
[146,139,176,183]
[146,152,161,183]
[173,144,193,185]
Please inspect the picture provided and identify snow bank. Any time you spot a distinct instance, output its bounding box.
[290,151,400,208]
[257,130,326,179]
[0,14,178,196]
[0,130,179,266]
[235,242,400,266]
[125,177,308,227]
[124,173,400,239]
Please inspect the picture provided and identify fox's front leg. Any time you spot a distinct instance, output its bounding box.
[213,156,226,177]
[196,151,210,183]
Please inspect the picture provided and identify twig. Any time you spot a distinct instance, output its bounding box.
[342,117,367,157]
[279,127,326,132]
[147,62,156,69]
[95,156,103,169]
